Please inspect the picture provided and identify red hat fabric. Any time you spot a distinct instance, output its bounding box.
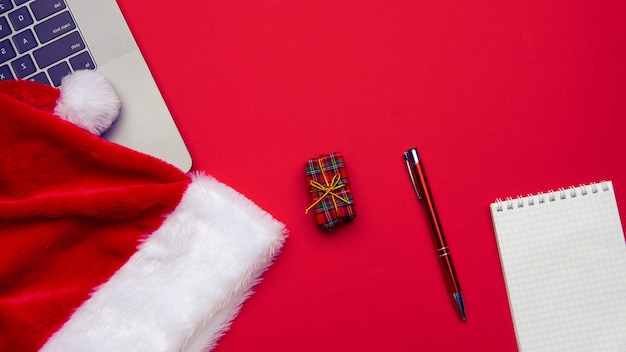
[0,74,286,351]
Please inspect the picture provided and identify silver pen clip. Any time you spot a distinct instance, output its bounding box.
[404,148,422,202]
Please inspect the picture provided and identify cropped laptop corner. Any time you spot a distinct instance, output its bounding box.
[0,0,192,172]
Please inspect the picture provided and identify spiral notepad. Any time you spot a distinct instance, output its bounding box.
[490,181,626,351]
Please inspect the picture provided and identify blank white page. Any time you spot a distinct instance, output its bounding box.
[490,181,626,351]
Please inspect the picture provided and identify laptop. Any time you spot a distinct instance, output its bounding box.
[0,0,192,172]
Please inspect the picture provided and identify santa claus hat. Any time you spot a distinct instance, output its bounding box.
[0,71,287,352]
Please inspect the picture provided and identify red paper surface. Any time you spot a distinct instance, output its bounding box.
[117,1,626,351]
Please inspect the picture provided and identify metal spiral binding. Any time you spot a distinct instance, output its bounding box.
[494,181,609,212]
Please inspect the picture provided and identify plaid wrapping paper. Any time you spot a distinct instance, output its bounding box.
[304,152,356,231]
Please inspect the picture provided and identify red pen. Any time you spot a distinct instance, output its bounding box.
[404,148,466,321]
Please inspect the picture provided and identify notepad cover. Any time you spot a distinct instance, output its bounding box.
[490,181,626,351]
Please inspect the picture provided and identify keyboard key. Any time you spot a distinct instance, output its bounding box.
[34,10,74,44]
[28,71,50,84]
[13,29,37,53]
[0,38,16,64]
[0,64,13,80]
[33,30,84,68]
[0,0,13,15]
[48,60,69,86]
[0,0,95,88]
[8,5,33,31]
[30,0,65,21]
[0,16,11,39]
[69,50,94,70]
[11,54,36,78]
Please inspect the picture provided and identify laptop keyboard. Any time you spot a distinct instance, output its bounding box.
[0,0,95,87]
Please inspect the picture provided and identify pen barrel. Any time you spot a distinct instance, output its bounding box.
[412,159,462,294]
[437,245,462,294]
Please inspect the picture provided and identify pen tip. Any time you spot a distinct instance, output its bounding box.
[452,292,466,322]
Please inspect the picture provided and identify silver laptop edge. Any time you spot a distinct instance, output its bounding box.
[67,0,192,172]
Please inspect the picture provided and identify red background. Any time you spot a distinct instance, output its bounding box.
[117,1,625,351]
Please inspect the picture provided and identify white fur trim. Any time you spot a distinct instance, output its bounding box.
[40,174,287,352]
[54,70,121,135]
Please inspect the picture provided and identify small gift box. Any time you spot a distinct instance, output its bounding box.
[305,152,356,231]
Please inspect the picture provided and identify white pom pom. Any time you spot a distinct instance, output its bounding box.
[54,70,121,135]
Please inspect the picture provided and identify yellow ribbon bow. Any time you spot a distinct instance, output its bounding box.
[305,173,352,214]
